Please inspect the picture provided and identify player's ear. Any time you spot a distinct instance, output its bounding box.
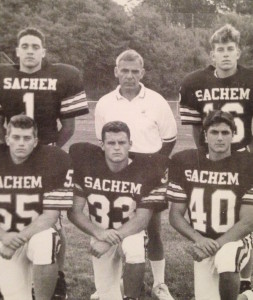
[5,135,10,146]
[101,141,105,151]
[204,131,207,142]
[42,48,46,58]
[129,140,132,149]
[114,66,119,78]
[210,51,215,64]
[236,47,241,60]
[33,138,38,148]
[16,47,20,58]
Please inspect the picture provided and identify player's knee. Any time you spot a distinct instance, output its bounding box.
[27,228,61,265]
[122,233,146,264]
[215,240,250,274]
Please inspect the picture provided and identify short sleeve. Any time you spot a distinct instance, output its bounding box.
[157,98,177,144]
[166,155,187,203]
[60,66,89,119]
[42,149,73,210]
[179,76,202,125]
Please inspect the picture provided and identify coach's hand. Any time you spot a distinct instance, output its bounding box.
[1,232,27,250]
[194,236,220,257]
[90,240,111,258]
[95,229,122,245]
[0,245,16,260]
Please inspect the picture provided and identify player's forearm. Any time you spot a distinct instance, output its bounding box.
[56,126,74,147]
[19,212,59,241]
[216,218,253,248]
[169,209,203,243]
[117,208,153,240]
[192,125,201,148]
[67,209,104,239]
[0,123,5,144]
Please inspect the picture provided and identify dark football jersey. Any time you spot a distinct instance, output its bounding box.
[69,143,168,230]
[179,65,253,150]
[0,144,72,232]
[0,62,89,144]
[167,149,253,239]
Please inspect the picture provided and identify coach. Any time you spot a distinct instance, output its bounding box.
[95,49,177,300]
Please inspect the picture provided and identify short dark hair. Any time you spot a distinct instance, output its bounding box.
[210,24,240,49]
[203,110,236,133]
[102,121,130,142]
[7,114,38,137]
[17,27,45,47]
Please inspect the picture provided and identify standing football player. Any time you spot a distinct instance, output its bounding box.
[0,115,73,300]
[0,27,88,299]
[168,111,253,300]
[95,49,177,300]
[179,23,253,295]
[68,121,169,300]
[0,27,88,146]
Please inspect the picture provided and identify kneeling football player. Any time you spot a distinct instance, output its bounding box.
[168,111,253,300]
[68,121,168,300]
[0,115,72,300]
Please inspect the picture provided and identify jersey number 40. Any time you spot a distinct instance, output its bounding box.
[190,187,236,234]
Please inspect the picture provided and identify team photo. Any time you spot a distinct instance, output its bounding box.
[1,0,253,299]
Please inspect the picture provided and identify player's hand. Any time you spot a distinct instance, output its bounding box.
[194,237,220,257]
[95,229,122,245]
[187,243,207,262]
[90,240,111,258]
[1,232,27,250]
[0,245,16,260]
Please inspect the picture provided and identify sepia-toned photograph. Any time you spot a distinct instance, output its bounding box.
[1,0,253,299]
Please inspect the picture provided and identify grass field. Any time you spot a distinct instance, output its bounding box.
[62,101,196,300]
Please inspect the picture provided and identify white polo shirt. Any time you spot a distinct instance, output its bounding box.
[95,83,177,154]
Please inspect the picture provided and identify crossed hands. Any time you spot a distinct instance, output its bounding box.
[188,237,220,262]
[91,229,123,259]
[95,229,123,246]
[0,232,27,260]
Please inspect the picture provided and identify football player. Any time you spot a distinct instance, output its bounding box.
[0,27,89,146]
[179,23,253,295]
[95,49,177,300]
[68,121,169,300]
[0,27,88,299]
[0,114,72,300]
[167,111,253,300]
[180,24,253,151]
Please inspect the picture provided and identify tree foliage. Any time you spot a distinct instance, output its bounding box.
[1,0,253,99]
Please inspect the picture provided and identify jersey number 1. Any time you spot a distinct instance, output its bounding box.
[23,93,35,119]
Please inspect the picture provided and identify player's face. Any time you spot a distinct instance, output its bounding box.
[205,122,233,160]
[211,42,240,75]
[16,35,46,73]
[114,59,145,93]
[102,132,132,164]
[6,127,38,164]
